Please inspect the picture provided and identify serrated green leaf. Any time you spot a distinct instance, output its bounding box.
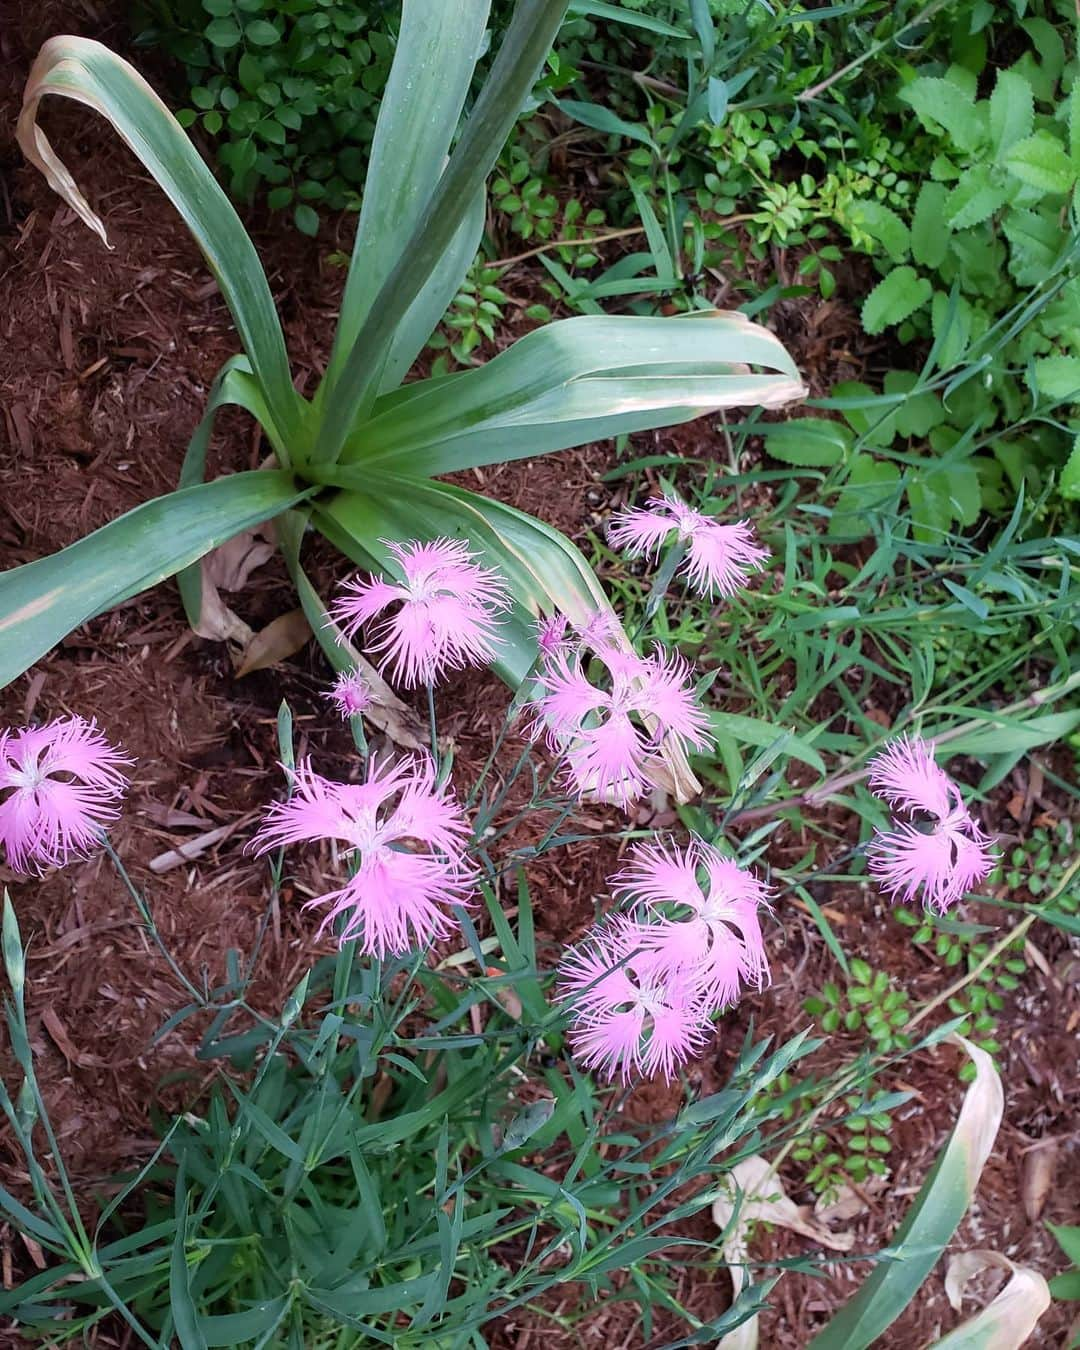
[989,69,1034,158]
[911,182,950,268]
[1002,206,1062,285]
[1030,355,1080,403]
[900,77,984,153]
[1060,434,1080,499]
[1004,131,1076,194]
[944,164,1010,229]
[762,417,851,467]
[931,291,974,370]
[885,371,946,437]
[847,200,910,262]
[862,267,933,335]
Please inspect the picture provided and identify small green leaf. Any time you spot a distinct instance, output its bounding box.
[862,267,933,335]
[294,203,319,236]
[204,17,241,47]
[245,18,280,45]
[1004,131,1076,194]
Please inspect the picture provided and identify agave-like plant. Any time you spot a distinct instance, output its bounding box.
[7,2,803,759]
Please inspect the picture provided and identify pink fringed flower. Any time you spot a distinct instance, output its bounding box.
[0,717,131,874]
[528,646,712,808]
[251,754,476,955]
[326,668,373,720]
[867,735,995,913]
[557,920,710,1081]
[608,491,768,599]
[331,538,510,688]
[535,613,572,660]
[614,838,771,1010]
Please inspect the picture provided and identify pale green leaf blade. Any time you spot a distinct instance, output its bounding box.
[316,0,568,456]
[929,1252,1050,1350]
[18,36,303,448]
[379,190,487,393]
[344,312,804,474]
[330,0,491,378]
[808,1037,1003,1350]
[0,473,310,689]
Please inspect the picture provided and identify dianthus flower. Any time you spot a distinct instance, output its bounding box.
[866,735,995,913]
[330,538,510,688]
[557,919,711,1081]
[528,645,712,807]
[326,668,373,720]
[608,490,768,598]
[614,838,771,1010]
[251,754,476,955]
[0,717,131,874]
[534,613,572,660]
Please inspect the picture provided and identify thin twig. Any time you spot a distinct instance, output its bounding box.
[796,0,952,102]
[491,227,645,268]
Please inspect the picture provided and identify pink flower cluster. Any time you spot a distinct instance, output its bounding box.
[608,490,768,599]
[557,837,772,1081]
[0,717,130,874]
[867,736,995,913]
[250,753,475,957]
[331,538,509,688]
[526,617,712,809]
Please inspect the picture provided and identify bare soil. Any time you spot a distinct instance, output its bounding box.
[1,3,1078,1347]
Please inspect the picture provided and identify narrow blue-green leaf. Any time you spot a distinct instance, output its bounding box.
[566,0,688,36]
[329,0,490,378]
[0,472,310,690]
[201,1295,291,1346]
[170,1162,208,1350]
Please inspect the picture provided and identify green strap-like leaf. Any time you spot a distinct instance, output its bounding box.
[316,0,570,458]
[337,312,805,476]
[0,473,311,689]
[18,37,305,452]
[327,0,491,384]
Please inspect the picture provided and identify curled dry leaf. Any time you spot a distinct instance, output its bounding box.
[191,528,278,649]
[930,1249,1050,1349]
[712,1155,856,1350]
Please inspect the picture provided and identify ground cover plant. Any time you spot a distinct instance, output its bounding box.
[0,0,1078,1346]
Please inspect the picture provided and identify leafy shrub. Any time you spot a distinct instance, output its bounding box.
[133,0,401,233]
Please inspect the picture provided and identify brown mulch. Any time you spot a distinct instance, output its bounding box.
[2,2,1079,1346]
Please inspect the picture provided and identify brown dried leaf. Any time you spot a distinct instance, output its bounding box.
[1020,1142,1057,1222]
[236,609,312,677]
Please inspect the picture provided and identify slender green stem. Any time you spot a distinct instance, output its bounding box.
[102,836,206,1006]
